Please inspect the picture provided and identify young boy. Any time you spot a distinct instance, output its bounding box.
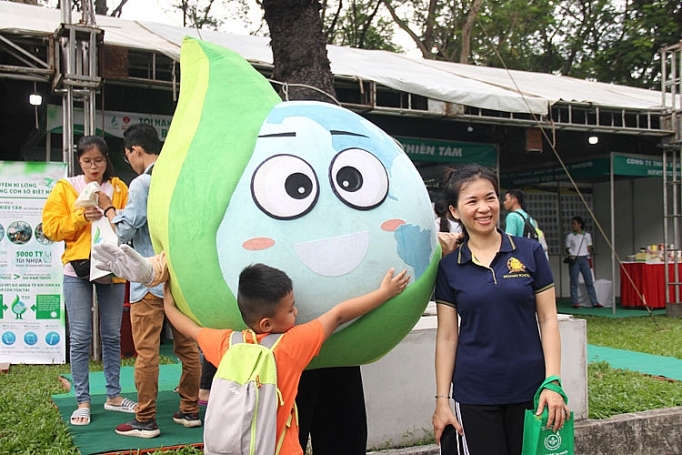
[162,263,409,455]
[98,123,201,438]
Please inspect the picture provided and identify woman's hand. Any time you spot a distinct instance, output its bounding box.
[97,192,113,211]
[83,206,103,222]
[537,388,570,432]
[432,399,463,442]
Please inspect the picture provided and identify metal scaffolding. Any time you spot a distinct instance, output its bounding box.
[661,40,682,315]
[56,0,102,177]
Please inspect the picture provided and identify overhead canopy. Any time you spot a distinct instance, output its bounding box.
[0,1,671,117]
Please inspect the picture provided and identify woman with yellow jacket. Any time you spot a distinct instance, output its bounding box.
[42,136,135,426]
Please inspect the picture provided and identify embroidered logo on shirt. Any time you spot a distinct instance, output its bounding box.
[504,257,530,278]
[507,257,526,273]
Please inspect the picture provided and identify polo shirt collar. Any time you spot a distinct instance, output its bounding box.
[457,228,516,264]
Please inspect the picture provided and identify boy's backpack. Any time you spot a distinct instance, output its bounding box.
[514,211,549,255]
[203,330,285,455]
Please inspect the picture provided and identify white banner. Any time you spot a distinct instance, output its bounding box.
[46,105,173,140]
[0,161,67,364]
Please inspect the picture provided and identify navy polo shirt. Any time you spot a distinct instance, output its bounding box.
[435,230,554,405]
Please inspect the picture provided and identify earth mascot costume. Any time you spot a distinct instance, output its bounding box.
[147,37,440,369]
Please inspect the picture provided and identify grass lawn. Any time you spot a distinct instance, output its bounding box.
[2,314,681,453]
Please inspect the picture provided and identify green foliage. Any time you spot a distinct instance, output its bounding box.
[377,0,681,86]
[588,361,682,419]
[0,364,76,454]
[580,314,682,358]
[172,0,223,30]
[323,0,403,52]
[0,356,181,454]
[576,314,682,419]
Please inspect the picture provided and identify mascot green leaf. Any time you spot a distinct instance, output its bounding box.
[149,38,439,368]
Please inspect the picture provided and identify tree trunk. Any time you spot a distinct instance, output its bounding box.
[262,0,337,102]
[94,0,107,15]
[459,0,484,64]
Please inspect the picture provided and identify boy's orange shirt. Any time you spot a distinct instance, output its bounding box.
[198,319,325,455]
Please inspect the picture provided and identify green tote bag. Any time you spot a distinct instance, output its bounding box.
[521,376,575,455]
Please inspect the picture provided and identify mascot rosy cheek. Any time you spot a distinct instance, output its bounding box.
[149,38,439,368]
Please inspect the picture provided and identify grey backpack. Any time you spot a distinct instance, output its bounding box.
[203,330,284,455]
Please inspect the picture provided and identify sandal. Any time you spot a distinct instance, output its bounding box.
[70,407,91,426]
[104,397,137,413]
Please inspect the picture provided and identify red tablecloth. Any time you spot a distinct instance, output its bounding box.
[620,262,682,308]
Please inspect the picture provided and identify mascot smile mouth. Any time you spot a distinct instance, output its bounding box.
[294,231,369,277]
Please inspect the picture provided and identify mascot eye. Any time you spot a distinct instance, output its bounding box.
[329,148,388,210]
[251,154,319,220]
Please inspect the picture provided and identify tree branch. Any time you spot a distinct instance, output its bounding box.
[109,0,129,18]
[380,0,431,58]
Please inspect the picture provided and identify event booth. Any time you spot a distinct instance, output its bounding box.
[502,152,680,313]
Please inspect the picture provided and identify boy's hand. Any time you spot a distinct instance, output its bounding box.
[163,282,176,309]
[162,281,201,342]
[438,232,464,256]
[380,268,410,298]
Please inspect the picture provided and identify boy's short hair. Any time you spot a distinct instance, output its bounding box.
[123,123,161,155]
[238,263,293,327]
[505,189,525,207]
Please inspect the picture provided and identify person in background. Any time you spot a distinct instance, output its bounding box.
[163,263,409,455]
[198,354,216,405]
[434,199,462,234]
[503,189,537,237]
[432,165,568,455]
[566,216,602,309]
[42,135,133,426]
[98,123,201,438]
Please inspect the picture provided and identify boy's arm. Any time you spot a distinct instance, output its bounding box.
[316,268,409,340]
[163,282,202,342]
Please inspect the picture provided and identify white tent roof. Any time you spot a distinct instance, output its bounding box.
[0,2,668,116]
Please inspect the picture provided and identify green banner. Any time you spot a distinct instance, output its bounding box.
[395,136,497,167]
[612,154,682,177]
[501,154,681,187]
[0,161,67,364]
[47,105,173,140]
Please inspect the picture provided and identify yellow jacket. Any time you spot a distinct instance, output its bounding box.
[42,178,128,280]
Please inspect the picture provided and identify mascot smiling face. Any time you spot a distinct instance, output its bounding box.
[149,38,439,368]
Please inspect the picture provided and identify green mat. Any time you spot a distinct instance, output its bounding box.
[56,363,183,398]
[589,344,682,381]
[52,390,204,454]
[556,298,666,318]
[53,363,205,454]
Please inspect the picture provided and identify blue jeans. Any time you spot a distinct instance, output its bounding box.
[63,275,125,404]
[569,256,599,306]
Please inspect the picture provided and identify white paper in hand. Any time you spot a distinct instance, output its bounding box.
[74,181,101,208]
[90,217,119,280]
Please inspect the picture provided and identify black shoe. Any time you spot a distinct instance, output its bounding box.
[592,303,604,308]
[115,418,160,438]
[173,410,202,428]
[572,303,581,309]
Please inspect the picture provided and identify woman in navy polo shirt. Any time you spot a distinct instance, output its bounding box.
[431,165,569,455]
